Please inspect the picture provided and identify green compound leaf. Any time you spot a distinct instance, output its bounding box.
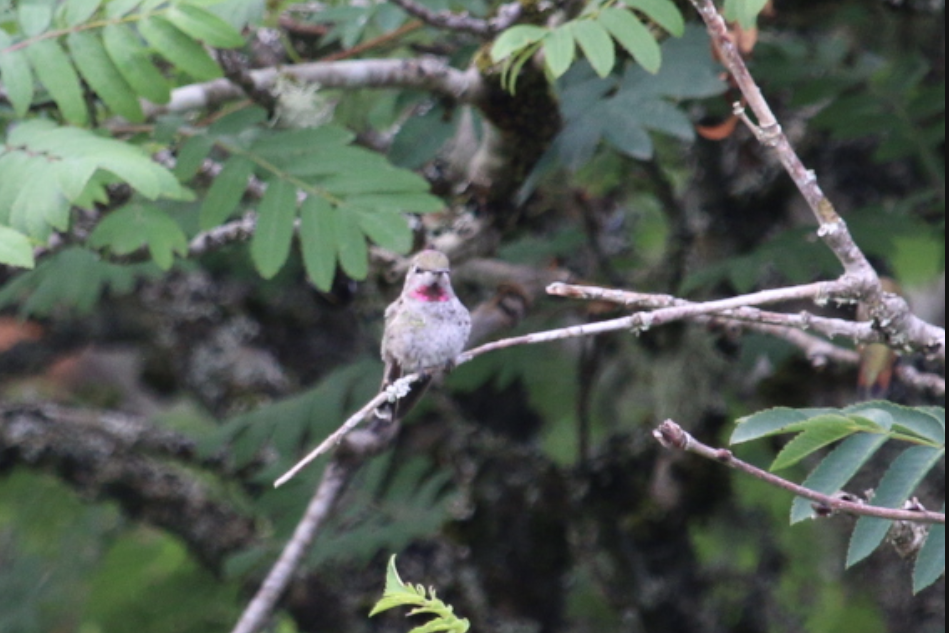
[138,15,222,81]
[165,3,246,48]
[299,197,337,291]
[543,26,576,79]
[847,445,944,568]
[251,180,298,279]
[731,407,836,444]
[0,31,35,117]
[0,226,35,269]
[333,208,369,280]
[68,31,144,122]
[490,24,548,62]
[599,8,661,74]
[200,155,255,229]
[102,23,172,104]
[770,417,864,471]
[571,19,616,78]
[621,0,685,37]
[790,432,889,524]
[24,38,88,126]
[913,508,945,594]
[89,203,188,269]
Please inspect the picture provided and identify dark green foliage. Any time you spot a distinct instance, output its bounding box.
[733,402,945,590]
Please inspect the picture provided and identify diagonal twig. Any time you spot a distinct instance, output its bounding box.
[653,419,945,525]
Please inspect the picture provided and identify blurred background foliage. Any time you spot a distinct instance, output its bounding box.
[0,0,944,631]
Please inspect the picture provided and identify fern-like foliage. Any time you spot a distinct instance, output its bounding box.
[0,0,246,124]
[732,401,945,592]
[370,556,470,633]
[490,0,685,89]
[175,107,444,286]
[0,119,191,267]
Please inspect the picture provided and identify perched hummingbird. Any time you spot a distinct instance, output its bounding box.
[380,249,471,419]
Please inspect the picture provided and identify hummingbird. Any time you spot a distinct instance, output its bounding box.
[380,249,471,420]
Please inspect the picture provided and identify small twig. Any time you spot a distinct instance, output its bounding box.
[689,0,945,362]
[547,282,945,394]
[653,420,945,525]
[230,461,356,633]
[273,378,419,487]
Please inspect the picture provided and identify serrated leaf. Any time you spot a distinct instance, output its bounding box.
[88,203,188,269]
[770,418,860,471]
[53,157,99,201]
[299,197,336,291]
[621,0,685,37]
[790,433,889,524]
[571,19,616,78]
[200,155,255,228]
[0,152,34,222]
[250,126,354,157]
[490,24,548,62]
[24,39,88,126]
[65,0,103,25]
[103,23,172,104]
[851,402,944,446]
[543,27,575,79]
[913,508,945,593]
[333,209,368,279]
[731,407,834,444]
[10,165,68,239]
[165,3,245,48]
[345,193,443,213]
[0,226,35,269]
[0,32,35,117]
[68,31,145,122]
[357,209,412,253]
[599,8,661,74]
[251,180,298,278]
[139,15,222,81]
[847,445,944,567]
[174,134,214,181]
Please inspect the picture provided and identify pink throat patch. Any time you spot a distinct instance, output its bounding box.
[410,285,450,302]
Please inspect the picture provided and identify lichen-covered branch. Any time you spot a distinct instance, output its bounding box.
[145,57,484,117]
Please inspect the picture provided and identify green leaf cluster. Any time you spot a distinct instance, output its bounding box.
[179,109,444,286]
[490,0,684,90]
[722,0,771,29]
[0,120,190,267]
[0,246,152,315]
[0,0,246,124]
[732,402,945,591]
[370,556,470,633]
[546,25,725,172]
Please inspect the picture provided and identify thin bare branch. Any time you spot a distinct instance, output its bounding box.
[273,387,404,487]
[689,0,945,362]
[547,282,945,394]
[231,461,356,633]
[653,419,945,525]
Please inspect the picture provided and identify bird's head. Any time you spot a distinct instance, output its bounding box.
[404,250,454,302]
